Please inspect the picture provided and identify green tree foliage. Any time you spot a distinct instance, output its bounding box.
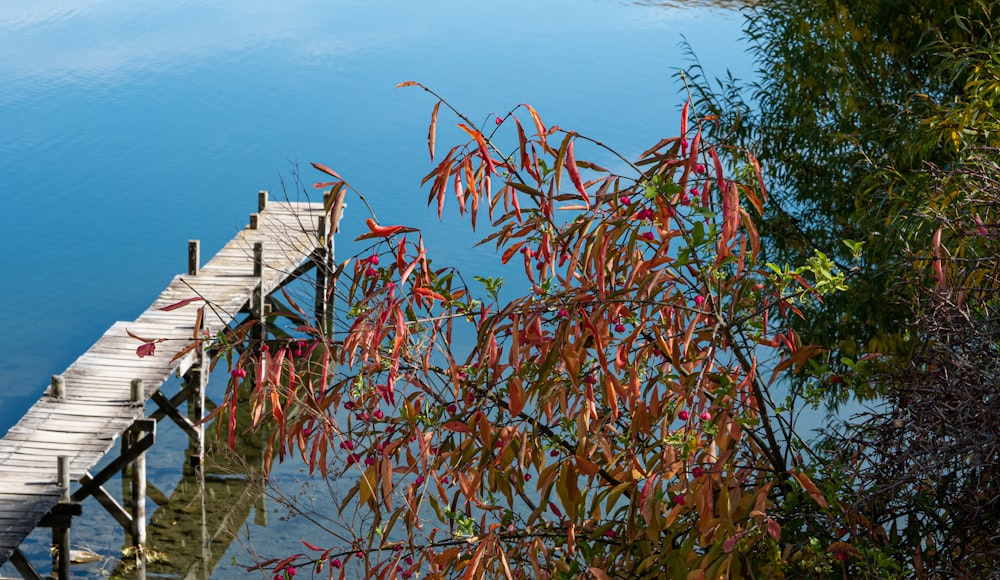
[687,0,1000,394]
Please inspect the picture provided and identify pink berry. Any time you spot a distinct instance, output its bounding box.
[694,295,706,307]
[604,529,616,538]
[619,195,631,205]
[695,164,706,174]
[672,495,686,505]
[524,474,531,481]
[640,232,655,241]
[373,410,384,420]
[331,559,342,569]
[366,267,378,277]
[692,466,705,477]
[414,476,424,486]
[700,411,712,421]
[678,410,690,421]
[447,404,457,414]
[495,116,503,125]
[557,309,569,318]
[614,323,626,333]
[369,255,379,265]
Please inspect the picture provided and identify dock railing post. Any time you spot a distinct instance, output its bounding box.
[50,375,65,401]
[188,240,200,276]
[252,242,267,349]
[314,213,329,333]
[129,379,148,575]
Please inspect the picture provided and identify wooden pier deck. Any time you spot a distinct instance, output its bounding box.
[0,195,331,572]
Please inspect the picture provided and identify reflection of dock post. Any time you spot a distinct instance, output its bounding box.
[128,378,148,576]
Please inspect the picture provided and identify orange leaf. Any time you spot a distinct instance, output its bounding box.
[521,103,547,148]
[395,80,420,88]
[428,100,441,162]
[509,376,525,416]
[456,123,497,175]
[564,138,590,207]
[413,287,446,302]
[792,470,829,508]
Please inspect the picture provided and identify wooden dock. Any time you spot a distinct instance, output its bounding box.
[0,192,335,578]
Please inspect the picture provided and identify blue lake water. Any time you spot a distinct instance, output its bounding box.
[0,1,751,576]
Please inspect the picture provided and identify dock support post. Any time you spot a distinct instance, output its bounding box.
[314,214,329,334]
[186,340,208,471]
[251,242,267,349]
[52,456,71,580]
[128,379,148,576]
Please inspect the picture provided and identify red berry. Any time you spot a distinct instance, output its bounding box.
[678,409,690,421]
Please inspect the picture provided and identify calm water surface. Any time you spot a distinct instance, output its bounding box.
[0,1,750,576]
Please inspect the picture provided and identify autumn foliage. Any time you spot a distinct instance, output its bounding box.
[209,83,847,578]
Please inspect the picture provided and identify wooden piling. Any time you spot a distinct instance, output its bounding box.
[50,375,65,401]
[188,240,200,276]
[52,456,71,580]
[129,379,147,573]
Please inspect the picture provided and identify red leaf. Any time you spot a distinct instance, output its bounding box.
[159,296,204,311]
[302,540,324,551]
[310,162,343,181]
[355,218,417,241]
[564,139,591,207]
[442,421,472,433]
[136,342,156,358]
